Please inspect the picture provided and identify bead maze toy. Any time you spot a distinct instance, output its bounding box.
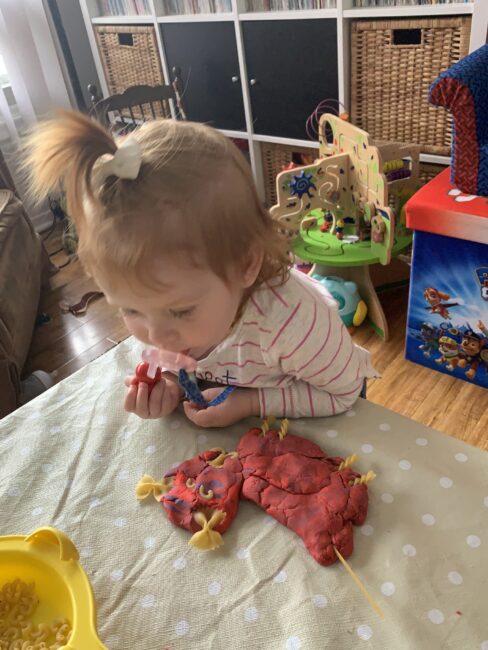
[270,114,420,339]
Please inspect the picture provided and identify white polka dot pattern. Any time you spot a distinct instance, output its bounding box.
[208,581,221,596]
[428,609,444,624]
[244,607,258,622]
[312,594,328,608]
[448,571,463,585]
[381,581,396,596]
[360,525,374,536]
[0,337,485,650]
[175,620,190,636]
[357,625,373,640]
[140,595,155,608]
[273,570,287,583]
[440,477,453,488]
[403,544,417,557]
[422,514,436,526]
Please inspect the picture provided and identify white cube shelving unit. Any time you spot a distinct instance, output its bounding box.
[80,0,486,200]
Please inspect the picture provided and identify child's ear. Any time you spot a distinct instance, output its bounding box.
[241,249,264,288]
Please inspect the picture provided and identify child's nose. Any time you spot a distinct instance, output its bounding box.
[148,323,178,349]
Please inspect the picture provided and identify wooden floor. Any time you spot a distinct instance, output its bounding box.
[26,225,488,450]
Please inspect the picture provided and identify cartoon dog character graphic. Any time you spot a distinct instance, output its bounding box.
[418,322,438,358]
[457,326,487,379]
[424,288,459,320]
[435,335,461,371]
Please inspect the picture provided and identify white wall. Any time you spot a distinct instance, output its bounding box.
[0,0,72,231]
[48,0,101,111]
[471,0,488,51]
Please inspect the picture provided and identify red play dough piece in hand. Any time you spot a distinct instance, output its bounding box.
[131,361,162,394]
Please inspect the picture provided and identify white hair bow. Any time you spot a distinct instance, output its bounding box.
[97,136,142,181]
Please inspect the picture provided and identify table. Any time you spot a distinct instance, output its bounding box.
[1,337,487,649]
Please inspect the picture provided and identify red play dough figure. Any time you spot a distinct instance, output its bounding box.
[162,448,243,538]
[141,422,371,566]
[237,426,368,565]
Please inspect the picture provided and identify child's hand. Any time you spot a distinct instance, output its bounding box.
[183,387,259,428]
[124,375,182,419]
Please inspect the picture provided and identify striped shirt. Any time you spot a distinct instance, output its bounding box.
[194,269,378,418]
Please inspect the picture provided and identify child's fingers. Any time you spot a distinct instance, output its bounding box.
[124,384,138,412]
[135,381,150,418]
[161,381,180,415]
[183,401,221,428]
[148,380,166,417]
[124,375,135,388]
[182,400,198,420]
[200,387,226,403]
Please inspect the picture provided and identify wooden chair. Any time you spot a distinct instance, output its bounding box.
[88,67,186,132]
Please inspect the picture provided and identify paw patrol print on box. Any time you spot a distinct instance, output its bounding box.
[406,167,488,389]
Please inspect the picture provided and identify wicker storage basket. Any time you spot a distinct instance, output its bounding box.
[94,25,169,119]
[419,162,445,186]
[351,17,471,156]
[261,142,318,207]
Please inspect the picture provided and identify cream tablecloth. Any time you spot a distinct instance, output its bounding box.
[1,337,487,650]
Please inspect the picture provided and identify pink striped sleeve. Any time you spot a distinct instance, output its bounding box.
[266,282,289,307]
[288,387,295,418]
[279,302,317,361]
[257,294,377,418]
[265,302,302,351]
[306,383,315,417]
[250,296,264,316]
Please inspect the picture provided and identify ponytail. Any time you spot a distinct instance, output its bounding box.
[24,110,116,235]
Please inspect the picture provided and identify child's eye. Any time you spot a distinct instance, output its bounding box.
[120,308,140,317]
[169,307,195,319]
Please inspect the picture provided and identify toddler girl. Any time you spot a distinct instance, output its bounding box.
[27,111,377,428]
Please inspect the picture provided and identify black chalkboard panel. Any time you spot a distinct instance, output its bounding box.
[161,22,246,132]
[242,19,338,140]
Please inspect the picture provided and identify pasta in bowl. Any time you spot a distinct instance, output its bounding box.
[0,527,106,650]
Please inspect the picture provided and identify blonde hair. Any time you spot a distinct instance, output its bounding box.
[25,110,289,292]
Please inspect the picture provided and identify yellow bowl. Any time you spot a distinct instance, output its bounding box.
[0,527,107,650]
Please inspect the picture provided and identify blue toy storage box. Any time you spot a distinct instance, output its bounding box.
[405,168,488,389]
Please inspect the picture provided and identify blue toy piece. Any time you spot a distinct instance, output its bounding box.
[312,275,368,328]
[289,170,316,199]
[178,369,235,408]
